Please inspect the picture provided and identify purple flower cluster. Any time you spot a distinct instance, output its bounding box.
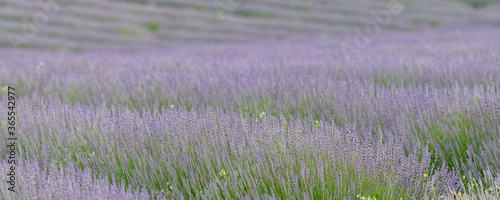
[0,96,463,199]
[1,28,500,109]
[0,28,499,198]
[0,158,160,200]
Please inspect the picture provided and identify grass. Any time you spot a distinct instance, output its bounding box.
[233,10,276,18]
[144,22,161,32]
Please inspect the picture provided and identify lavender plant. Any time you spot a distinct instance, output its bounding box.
[0,97,464,199]
[0,157,160,199]
[0,27,499,199]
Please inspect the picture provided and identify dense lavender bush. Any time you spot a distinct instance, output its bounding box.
[0,158,159,200]
[0,97,465,199]
[1,28,500,109]
[1,28,500,199]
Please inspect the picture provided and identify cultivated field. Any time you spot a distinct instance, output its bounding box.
[1,0,500,199]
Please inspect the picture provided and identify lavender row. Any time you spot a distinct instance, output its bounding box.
[1,29,500,109]
[0,158,161,200]
[0,97,469,199]
[1,29,500,189]
[0,29,499,198]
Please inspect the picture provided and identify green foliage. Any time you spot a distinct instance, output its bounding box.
[145,22,161,32]
[192,4,205,11]
[233,10,275,18]
[115,28,145,37]
[455,0,499,8]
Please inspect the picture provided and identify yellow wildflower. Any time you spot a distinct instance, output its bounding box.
[458,192,461,198]
[423,173,427,179]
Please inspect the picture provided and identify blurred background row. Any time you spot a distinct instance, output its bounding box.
[0,0,499,52]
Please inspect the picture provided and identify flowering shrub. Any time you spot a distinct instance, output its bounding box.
[0,97,466,199]
[0,28,499,199]
[0,158,159,200]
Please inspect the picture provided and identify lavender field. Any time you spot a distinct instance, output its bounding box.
[1,0,500,199]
